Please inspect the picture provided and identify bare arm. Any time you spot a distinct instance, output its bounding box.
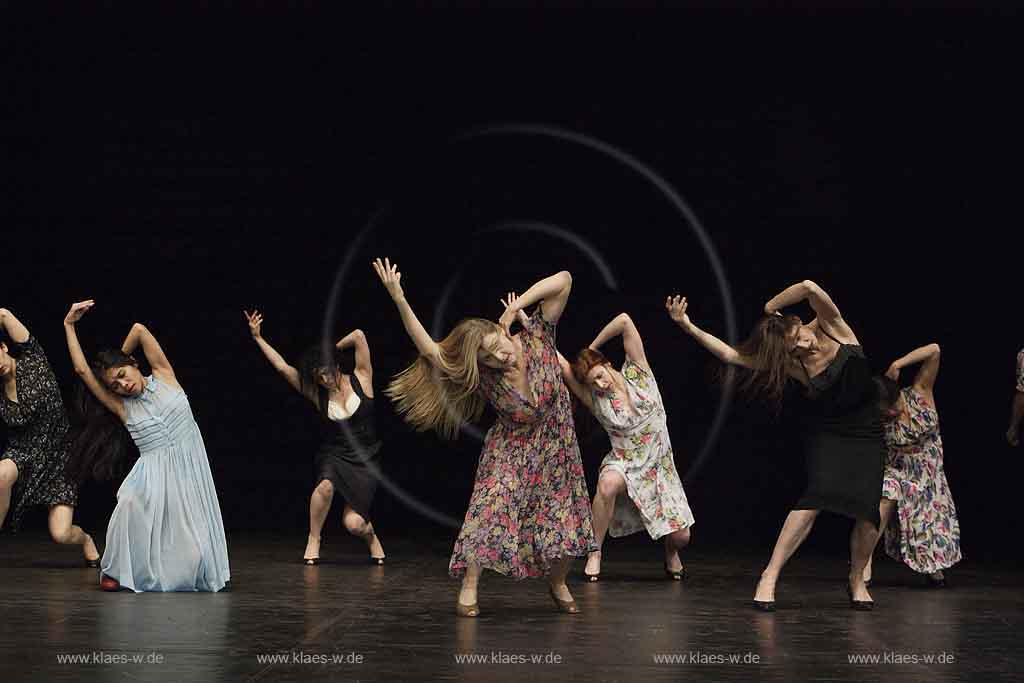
[121,323,175,380]
[372,258,441,364]
[557,351,592,410]
[764,280,857,344]
[589,313,650,371]
[500,271,572,329]
[337,329,373,396]
[63,301,125,420]
[245,310,301,393]
[667,295,755,369]
[0,308,30,344]
[887,343,941,396]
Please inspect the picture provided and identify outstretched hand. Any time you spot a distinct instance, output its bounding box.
[372,257,405,302]
[665,295,693,331]
[244,310,263,339]
[64,300,95,325]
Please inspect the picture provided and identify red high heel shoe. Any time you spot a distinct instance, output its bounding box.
[100,575,125,592]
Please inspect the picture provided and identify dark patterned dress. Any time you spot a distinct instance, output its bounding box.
[449,314,596,579]
[881,387,961,573]
[0,336,77,530]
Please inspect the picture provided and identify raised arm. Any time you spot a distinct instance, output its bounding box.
[372,258,441,364]
[337,328,372,380]
[63,301,125,420]
[557,350,592,410]
[499,271,572,330]
[667,295,754,369]
[0,308,30,344]
[245,310,301,393]
[121,323,175,380]
[764,280,856,344]
[589,312,650,371]
[886,343,941,396]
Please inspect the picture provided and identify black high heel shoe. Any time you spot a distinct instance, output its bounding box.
[303,557,320,566]
[752,599,776,612]
[846,584,874,611]
[370,556,385,566]
[926,573,946,589]
[84,558,100,568]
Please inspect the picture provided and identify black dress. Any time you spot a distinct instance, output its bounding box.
[314,374,382,520]
[0,336,77,530]
[794,331,886,529]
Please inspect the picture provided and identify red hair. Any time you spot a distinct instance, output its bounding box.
[572,347,612,385]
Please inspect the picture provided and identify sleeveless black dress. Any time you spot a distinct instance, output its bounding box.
[794,330,886,529]
[314,374,382,520]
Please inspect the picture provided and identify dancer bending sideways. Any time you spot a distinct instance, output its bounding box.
[0,307,100,565]
[556,312,694,582]
[63,300,230,592]
[372,258,595,617]
[668,281,885,611]
[245,310,386,565]
[869,343,961,588]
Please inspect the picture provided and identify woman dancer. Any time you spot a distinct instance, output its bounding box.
[63,300,230,592]
[866,343,961,587]
[372,258,594,616]
[667,281,884,611]
[245,310,386,565]
[0,308,100,564]
[556,313,694,581]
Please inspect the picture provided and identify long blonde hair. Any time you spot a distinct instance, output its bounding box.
[385,317,497,440]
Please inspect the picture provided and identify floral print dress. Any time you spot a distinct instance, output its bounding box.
[881,387,962,573]
[0,336,77,530]
[589,359,694,539]
[449,314,596,579]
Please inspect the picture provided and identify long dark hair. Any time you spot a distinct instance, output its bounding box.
[873,375,900,412]
[721,314,803,412]
[64,350,139,484]
[297,343,355,420]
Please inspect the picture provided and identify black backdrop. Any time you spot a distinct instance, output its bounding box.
[5,10,1022,562]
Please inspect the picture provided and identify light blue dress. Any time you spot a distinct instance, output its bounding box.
[100,375,230,592]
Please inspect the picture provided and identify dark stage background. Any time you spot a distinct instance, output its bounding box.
[5,11,1022,563]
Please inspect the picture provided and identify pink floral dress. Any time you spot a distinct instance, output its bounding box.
[1017,349,1024,392]
[881,387,962,573]
[589,359,694,539]
[448,314,596,579]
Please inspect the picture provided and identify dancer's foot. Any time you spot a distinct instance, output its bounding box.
[457,583,479,617]
[664,549,684,580]
[367,532,385,564]
[927,570,946,588]
[548,582,578,613]
[754,572,776,603]
[303,535,321,565]
[584,550,602,581]
[83,534,100,567]
[848,574,873,608]
[100,575,123,592]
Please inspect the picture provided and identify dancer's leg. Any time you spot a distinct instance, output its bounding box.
[754,509,820,602]
[663,527,691,572]
[0,459,18,530]
[849,519,877,603]
[863,498,896,583]
[586,470,626,576]
[342,504,385,559]
[305,479,334,560]
[47,504,99,561]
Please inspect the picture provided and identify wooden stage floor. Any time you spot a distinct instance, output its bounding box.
[1,531,1019,681]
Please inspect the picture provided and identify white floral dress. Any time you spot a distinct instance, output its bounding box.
[881,387,962,574]
[589,359,694,539]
